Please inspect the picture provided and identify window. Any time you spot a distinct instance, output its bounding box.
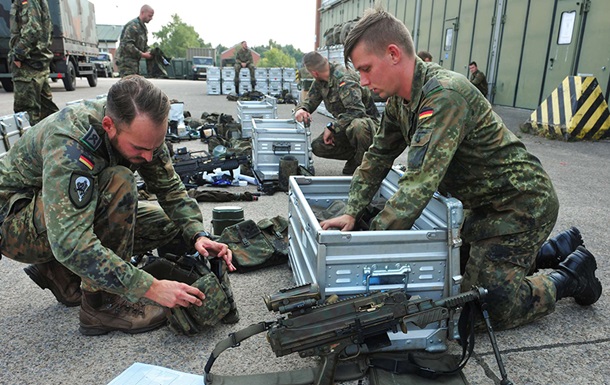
[558,11,576,45]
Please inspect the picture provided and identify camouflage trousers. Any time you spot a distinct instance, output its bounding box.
[12,67,59,125]
[233,63,255,84]
[118,59,141,78]
[0,166,180,293]
[311,117,376,165]
[460,220,557,331]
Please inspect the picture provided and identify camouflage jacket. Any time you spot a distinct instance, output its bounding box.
[297,62,378,133]
[9,0,53,67]
[235,47,253,66]
[117,17,148,64]
[346,59,558,240]
[470,69,488,97]
[0,100,206,301]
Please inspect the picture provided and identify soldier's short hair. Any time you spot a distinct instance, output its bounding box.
[418,51,433,62]
[344,5,415,66]
[302,51,328,72]
[106,75,169,129]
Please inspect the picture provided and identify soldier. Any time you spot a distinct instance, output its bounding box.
[9,0,59,125]
[116,4,154,77]
[469,61,488,97]
[417,50,432,62]
[0,76,236,336]
[233,41,256,93]
[322,7,602,331]
[294,51,379,175]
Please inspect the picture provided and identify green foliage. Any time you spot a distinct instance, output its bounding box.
[252,39,305,67]
[152,14,210,58]
[257,47,297,68]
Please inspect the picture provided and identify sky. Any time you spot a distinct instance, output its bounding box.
[90,0,318,52]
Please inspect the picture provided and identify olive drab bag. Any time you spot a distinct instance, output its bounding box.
[217,216,289,272]
[138,252,236,335]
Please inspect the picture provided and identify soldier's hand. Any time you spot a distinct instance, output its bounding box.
[320,214,356,231]
[295,109,311,124]
[13,60,21,68]
[323,128,335,145]
[141,51,153,60]
[195,236,236,272]
[145,278,205,308]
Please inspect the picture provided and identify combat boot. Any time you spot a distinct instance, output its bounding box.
[547,246,602,305]
[234,81,240,95]
[536,226,583,269]
[251,80,256,91]
[79,291,168,336]
[342,157,359,175]
[24,260,82,307]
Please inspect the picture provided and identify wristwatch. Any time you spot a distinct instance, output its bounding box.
[326,122,335,133]
[191,231,212,245]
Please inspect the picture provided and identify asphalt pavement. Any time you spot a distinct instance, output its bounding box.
[0,77,608,385]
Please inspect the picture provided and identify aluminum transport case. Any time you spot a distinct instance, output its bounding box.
[287,168,464,352]
[251,118,314,184]
[0,112,31,158]
[236,96,278,138]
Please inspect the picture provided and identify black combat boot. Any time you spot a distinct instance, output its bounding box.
[24,260,82,307]
[536,227,584,269]
[79,291,168,336]
[234,81,240,95]
[251,80,256,91]
[547,246,602,305]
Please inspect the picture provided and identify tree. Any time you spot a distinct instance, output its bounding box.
[257,47,297,68]
[152,14,209,58]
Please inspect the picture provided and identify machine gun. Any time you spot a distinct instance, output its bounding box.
[204,284,512,385]
[172,147,250,188]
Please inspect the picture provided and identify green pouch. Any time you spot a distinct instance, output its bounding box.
[218,217,289,272]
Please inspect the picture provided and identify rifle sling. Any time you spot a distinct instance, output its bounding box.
[203,321,367,385]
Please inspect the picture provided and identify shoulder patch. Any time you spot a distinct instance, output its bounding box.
[422,78,443,96]
[69,171,94,209]
[419,107,434,120]
[81,125,102,152]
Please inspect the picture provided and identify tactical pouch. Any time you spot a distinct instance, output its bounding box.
[140,253,231,335]
[218,216,289,272]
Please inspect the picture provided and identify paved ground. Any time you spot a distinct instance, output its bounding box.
[0,78,608,384]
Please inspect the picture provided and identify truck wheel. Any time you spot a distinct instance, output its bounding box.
[63,61,76,91]
[87,70,98,87]
[0,78,14,92]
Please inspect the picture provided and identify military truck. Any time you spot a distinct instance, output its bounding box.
[0,0,99,92]
[187,47,216,80]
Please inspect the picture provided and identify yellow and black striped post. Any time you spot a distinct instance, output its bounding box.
[526,76,610,140]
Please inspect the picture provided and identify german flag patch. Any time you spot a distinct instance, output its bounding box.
[79,154,94,170]
[339,81,346,87]
[419,107,434,120]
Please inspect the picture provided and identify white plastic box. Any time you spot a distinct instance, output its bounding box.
[287,169,464,352]
[206,80,221,95]
[251,118,314,183]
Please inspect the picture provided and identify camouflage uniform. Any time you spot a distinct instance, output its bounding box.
[0,99,208,303]
[470,69,488,97]
[233,46,255,88]
[9,0,59,125]
[297,62,379,168]
[116,17,148,77]
[345,58,560,330]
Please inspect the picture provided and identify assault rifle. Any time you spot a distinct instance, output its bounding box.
[204,284,512,385]
[172,147,250,188]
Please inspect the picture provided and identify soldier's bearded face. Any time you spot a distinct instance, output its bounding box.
[106,115,166,164]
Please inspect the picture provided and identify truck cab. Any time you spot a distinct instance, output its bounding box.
[191,56,214,80]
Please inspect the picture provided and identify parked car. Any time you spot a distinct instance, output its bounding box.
[92,52,114,78]
[191,56,214,80]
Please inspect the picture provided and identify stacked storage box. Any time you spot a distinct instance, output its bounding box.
[238,68,252,94]
[206,66,221,95]
[221,67,236,95]
[287,168,464,352]
[282,68,299,99]
[236,97,278,138]
[255,68,268,94]
[0,112,31,158]
[251,118,314,186]
[268,67,282,95]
